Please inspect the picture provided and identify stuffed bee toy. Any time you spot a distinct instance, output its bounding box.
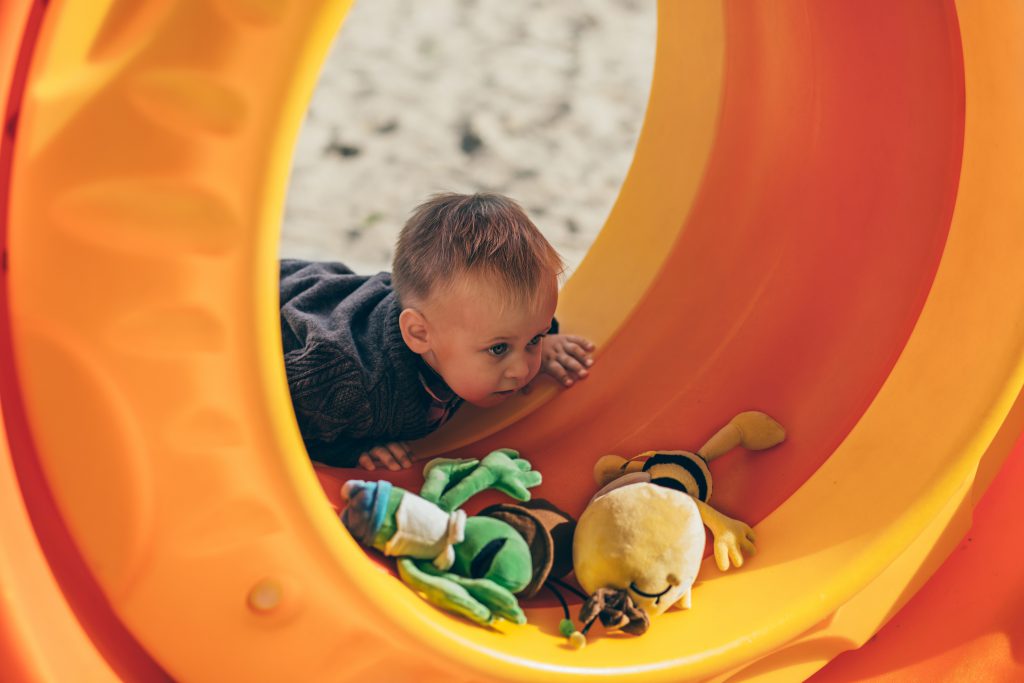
[566,411,786,646]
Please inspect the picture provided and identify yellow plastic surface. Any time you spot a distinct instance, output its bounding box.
[2,1,1023,682]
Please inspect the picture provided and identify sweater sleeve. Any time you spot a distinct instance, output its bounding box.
[278,260,429,466]
[284,341,375,467]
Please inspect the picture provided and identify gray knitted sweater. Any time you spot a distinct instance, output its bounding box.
[280,259,457,467]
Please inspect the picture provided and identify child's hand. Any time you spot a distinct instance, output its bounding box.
[357,442,413,472]
[538,334,595,387]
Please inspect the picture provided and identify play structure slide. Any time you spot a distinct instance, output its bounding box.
[2,1,1022,681]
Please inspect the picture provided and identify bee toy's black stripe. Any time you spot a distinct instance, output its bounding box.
[645,452,709,467]
[650,476,692,495]
[644,453,710,501]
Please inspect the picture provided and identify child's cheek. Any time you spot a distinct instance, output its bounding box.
[528,354,543,381]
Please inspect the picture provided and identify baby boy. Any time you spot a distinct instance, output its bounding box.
[280,192,595,471]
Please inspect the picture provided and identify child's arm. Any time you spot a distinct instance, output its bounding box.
[539,334,595,387]
[357,442,414,471]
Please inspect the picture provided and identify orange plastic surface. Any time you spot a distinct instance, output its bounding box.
[1,1,168,680]
[2,0,1023,682]
[812,433,1024,682]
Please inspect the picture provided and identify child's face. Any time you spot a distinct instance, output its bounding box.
[414,272,558,407]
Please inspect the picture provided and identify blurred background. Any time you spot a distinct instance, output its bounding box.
[280,0,656,278]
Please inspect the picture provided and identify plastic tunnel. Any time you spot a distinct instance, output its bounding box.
[2,1,1023,681]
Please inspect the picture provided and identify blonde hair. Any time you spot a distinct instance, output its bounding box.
[392,192,564,306]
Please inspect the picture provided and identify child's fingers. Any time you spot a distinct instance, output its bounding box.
[369,445,402,471]
[388,442,413,469]
[563,340,595,368]
[558,353,588,379]
[565,335,596,352]
[357,444,412,470]
[545,359,573,386]
[369,448,393,470]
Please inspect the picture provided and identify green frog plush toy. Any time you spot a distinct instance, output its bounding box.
[340,448,574,628]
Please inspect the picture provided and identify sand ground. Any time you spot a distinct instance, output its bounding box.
[280,0,656,277]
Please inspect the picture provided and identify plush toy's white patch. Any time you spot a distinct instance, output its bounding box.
[573,482,705,618]
[384,493,467,570]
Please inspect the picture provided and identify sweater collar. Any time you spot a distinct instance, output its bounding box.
[416,356,458,404]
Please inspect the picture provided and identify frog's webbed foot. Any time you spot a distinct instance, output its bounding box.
[419,458,480,505]
[436,449,542,511]
[397,558,525,626]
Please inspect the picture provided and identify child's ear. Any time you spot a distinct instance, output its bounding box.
[399,308,431,354]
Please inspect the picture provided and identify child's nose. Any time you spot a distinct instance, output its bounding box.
[505,356,530,382]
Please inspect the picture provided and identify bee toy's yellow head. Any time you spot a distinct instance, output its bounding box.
[567,411,786,646]
[573,480,706,620]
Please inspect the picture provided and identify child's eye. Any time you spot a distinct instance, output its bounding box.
[528,334,544,347]
[488,343,509,357]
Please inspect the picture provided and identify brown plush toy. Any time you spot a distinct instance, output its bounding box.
[567,411,786,646]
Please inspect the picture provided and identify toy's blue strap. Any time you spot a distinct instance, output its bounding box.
[341,480,393,547]
[370,480,392,542]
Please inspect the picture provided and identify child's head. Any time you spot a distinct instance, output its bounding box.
[393,192,564,407]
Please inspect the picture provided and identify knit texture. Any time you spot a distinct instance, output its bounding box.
[280,259,446,467]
